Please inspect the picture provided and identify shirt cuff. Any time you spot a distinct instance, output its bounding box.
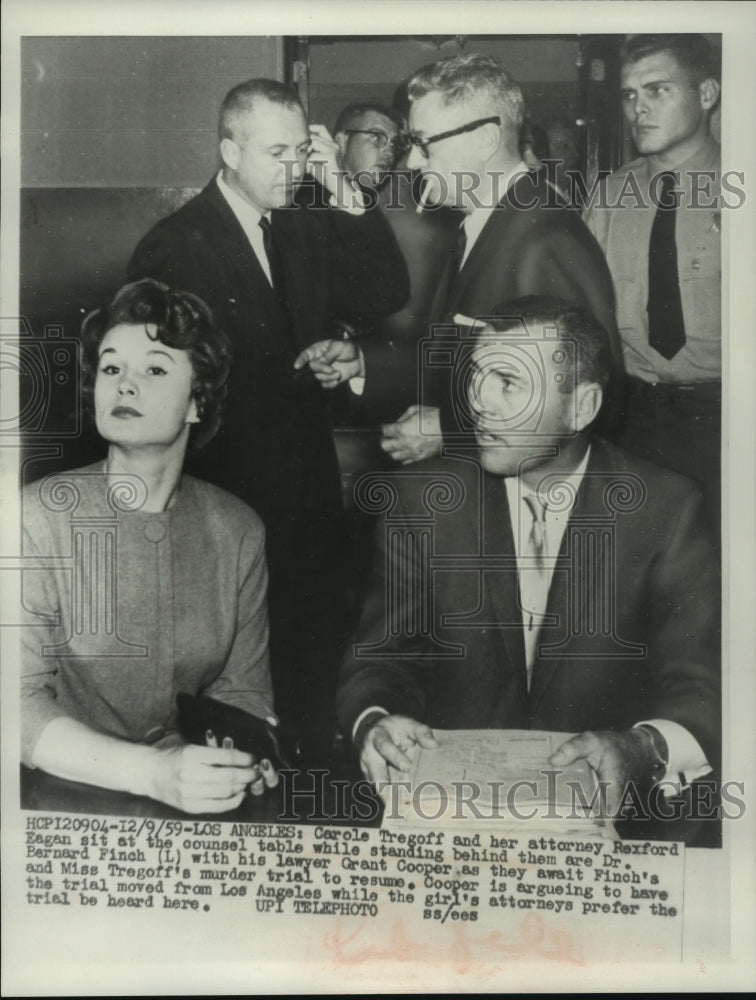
[329,187,367,216]
[352,706,388,745]
[635,719,711,790]
[349,375,366,396]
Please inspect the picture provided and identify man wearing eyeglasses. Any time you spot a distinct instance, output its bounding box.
[312,100,462,423]
[334,102,404,190]
[295,53,621,463]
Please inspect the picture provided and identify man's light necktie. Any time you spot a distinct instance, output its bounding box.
[524,492,547,577]
[522,494,550,683]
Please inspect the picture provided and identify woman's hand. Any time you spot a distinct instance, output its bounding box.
[29,715,279,815]
[145,742,277,814]
[205,728,280,799]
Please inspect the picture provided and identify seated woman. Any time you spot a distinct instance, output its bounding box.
[21,278,278,813]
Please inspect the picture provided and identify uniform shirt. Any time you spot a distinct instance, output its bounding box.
[585,135,721,383]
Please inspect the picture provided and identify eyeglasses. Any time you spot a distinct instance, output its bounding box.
[343,129,404,151]
[406,116,501,159]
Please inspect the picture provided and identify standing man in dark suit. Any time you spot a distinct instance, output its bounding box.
[128,79,408,757]
[295,54,621,462]
[337,298,719,823]
[311,99,461,424]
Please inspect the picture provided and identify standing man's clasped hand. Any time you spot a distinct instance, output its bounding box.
[380,404,443,465]
[293,338,365,387]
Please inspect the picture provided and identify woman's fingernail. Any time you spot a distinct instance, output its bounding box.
[222,736,233,749]
[206,729,215,742]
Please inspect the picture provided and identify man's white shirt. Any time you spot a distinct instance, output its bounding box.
[216,171,274,285]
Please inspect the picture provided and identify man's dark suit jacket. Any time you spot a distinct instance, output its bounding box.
[127,177,409,576]
[337,440,720,770]
[358,169,622,428]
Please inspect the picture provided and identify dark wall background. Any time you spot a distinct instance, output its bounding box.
[21,35,589,187]
[22,36,283,186]
[306,36,580,133]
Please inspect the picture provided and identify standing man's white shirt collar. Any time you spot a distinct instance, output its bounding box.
[217,167,369,288]
[216,170,273,285]
[461,160,529,266]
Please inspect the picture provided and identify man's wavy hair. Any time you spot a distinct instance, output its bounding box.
[620,34,720,85]
[219,78,304,143]
[488,296,612,393]
[407,52,524,142]
[81,279,231,452]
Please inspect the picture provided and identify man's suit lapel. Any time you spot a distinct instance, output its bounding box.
[270,206,316,353]
[200,182,267,286]
[527,445,608,712]
[432,171,548,323]
[449,203,509,316]
[480,472,529,696]
[201,182,300,351]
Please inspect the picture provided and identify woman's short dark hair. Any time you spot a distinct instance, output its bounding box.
[81,278,231,451]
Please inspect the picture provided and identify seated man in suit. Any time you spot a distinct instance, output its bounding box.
[337,297,720,821]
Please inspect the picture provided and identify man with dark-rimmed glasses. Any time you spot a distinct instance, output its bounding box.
[334,101,405,190]
[296,53,621,462]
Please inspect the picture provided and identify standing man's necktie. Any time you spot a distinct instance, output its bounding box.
[443,221,467,314]
[647,172,686,359]
[258,216,287,304]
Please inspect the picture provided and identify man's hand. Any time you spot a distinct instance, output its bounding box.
[358,714,438,785]
[549,729,659,818]
[145,743,277,814]
[293,338,365,387]
[380,405,443,464]
[307,124,362,208]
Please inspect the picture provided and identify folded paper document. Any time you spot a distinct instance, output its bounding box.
[385,729,606,828]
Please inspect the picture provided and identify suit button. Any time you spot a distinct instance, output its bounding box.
[144,520,167,543]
